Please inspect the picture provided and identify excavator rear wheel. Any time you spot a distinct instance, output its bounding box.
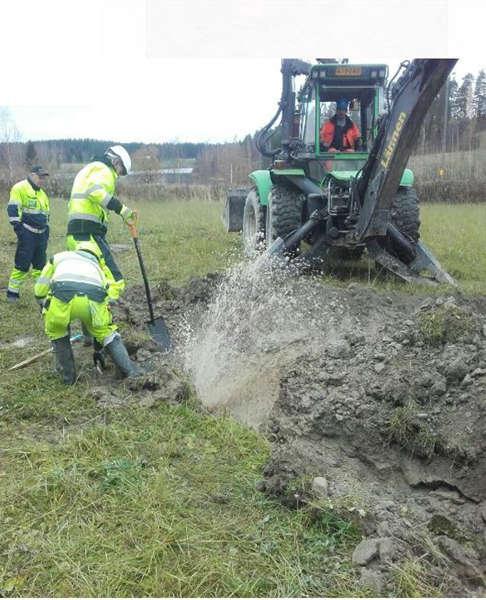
[384,187,421,263]
[265,184,305,247]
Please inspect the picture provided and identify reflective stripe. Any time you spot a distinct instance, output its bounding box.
[52,252,106,288]
[54,253,100,269]
[7,286,20,294]
[22,223,47,233]
[102,331,118,347]
[71,185,103,200]
[8,200,20,206]
[22,208,49,215]
[9,216,21,222]
[85,184,103,195]
[56,254,98,268]
[67,212,103,224]
[101,193,112,207]
[36,276,51,286]
[53,272,105,287]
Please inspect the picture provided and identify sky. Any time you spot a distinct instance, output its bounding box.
[1,0,485,144]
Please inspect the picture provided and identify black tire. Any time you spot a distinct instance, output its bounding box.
[242,188,266,257]
[265,184,305,247]
[383,187,421,264]
[391,187,420,242]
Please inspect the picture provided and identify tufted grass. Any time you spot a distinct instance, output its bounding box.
[0,197,365,597]
[0,196,483,596]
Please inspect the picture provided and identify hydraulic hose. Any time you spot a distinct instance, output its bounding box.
[255,104,283,157]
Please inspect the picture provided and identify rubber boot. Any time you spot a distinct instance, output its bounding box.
[52,336,76,385]
[105,335,142,378]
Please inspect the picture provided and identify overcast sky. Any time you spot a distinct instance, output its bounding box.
[1,0,485,144]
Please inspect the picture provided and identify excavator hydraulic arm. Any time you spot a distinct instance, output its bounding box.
[355,59,458,240]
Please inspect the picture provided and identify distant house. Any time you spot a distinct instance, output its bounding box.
[160,167,194,184]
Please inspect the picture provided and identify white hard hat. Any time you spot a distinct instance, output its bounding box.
[105,144,131,175]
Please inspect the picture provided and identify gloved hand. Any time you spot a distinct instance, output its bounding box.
[13,222,22,236]
[120,205,135,224]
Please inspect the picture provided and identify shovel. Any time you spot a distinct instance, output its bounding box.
[127,214,171,351]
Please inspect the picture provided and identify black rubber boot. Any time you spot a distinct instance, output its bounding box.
[52,336,76,385]
[105,335,142,378]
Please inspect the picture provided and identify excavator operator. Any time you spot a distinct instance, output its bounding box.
[320,98,361,152]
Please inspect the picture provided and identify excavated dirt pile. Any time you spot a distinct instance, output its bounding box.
[108,261,486,595]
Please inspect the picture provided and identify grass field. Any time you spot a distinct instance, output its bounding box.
[0,198,485,596]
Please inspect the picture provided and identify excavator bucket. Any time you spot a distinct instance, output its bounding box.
[366,239,456,286]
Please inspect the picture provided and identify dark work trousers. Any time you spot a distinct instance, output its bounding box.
[15,227,49,271]
[92,234,123,283]
[7,226,49,298]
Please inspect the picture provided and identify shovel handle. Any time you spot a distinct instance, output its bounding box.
[127,211,156,323]
[127,210,139,239]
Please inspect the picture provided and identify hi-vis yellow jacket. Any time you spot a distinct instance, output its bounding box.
[67,161,120,236]
[7,178,49,232]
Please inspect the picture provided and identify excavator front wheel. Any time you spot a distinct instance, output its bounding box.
[265,184,305,249]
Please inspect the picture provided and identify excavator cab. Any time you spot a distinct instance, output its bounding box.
[299,63,388,176]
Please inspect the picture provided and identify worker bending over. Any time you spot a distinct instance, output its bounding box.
[34,240,141,385]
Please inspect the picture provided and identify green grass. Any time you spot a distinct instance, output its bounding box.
[0,198,364,597]
[316,203,486,295]
[418,303,474,346]
[420,203,486,294]
[0,405,362,597]
[0,197,484,596]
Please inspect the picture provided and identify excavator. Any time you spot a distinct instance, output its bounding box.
[223,58,458,285]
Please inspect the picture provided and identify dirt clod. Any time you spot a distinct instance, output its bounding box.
[352,538,380,566]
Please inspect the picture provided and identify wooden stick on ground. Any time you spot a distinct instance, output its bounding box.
[8,333,84,371]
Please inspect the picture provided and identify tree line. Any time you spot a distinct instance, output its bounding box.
[1,69,485,191]
[414,69,486,153]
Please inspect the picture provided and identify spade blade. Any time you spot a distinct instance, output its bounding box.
[147,317,171,351]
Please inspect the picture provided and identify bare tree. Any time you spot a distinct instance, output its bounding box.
[0,107,23,186]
